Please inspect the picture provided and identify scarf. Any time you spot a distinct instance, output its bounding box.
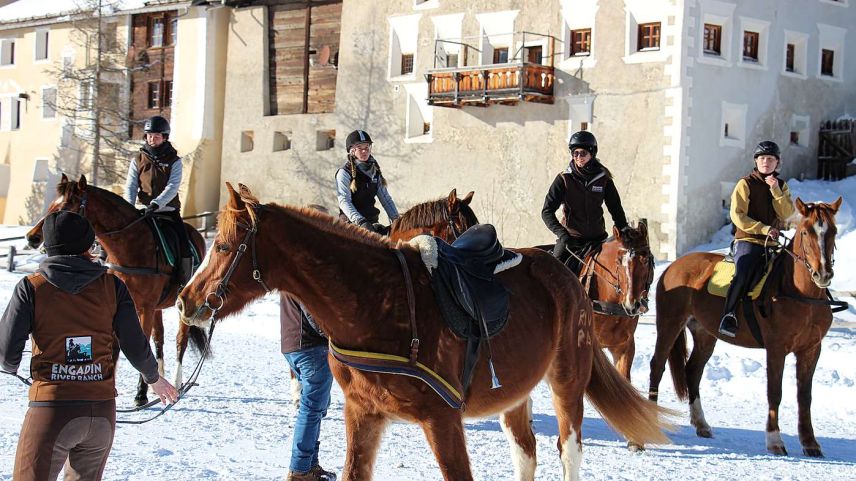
[141,141,178,162]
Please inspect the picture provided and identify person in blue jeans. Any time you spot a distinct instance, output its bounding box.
[280,291,336,481]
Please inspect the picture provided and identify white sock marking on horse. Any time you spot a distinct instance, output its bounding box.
[187,246,214,287]
[766,430,785,451]
[157,358,165,378]
[499,412,536,481]
[560,427,582,481]
[690,398,711,433]
[174,362,183,387]
[290,375,302,409]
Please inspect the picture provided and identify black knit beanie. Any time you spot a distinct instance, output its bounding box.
[43,211,95,256]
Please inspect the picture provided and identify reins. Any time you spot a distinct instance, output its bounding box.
[774,233,849,313]
[565,241,655,316]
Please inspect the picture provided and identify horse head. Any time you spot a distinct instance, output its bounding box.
[611,220,654,314]
[26,174,89,248]
[177,182,268,326]
[794,196,842,288]
[390,188,479,243]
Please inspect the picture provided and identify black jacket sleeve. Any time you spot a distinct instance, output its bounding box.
[541,175,568,239]
[112,277,159,384]
[604,178,628,230]
[0,278,34,374]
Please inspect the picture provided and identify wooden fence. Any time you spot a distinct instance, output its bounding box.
[817,119,855,181]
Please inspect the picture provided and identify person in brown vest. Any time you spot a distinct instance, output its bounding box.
[542,130,629,274]
[335,129,399,235]
[719,141,795,337]
[123,115,193,283]
[0,211,178,481]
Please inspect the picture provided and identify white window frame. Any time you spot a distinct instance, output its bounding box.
[41,85,57,120]
[431,13,464,69]
[388,14,422,81]
[0,38,15,67]
[32,158,51,183]
[817,23,846,82]
[738,17,770,70]
[789,114,810,148]
[9,96,22,131]
[475,10,518,66]
[34,29,49,63]
[561,0,598,69]
[696,0,736,67]
[404,83,432,143]
[623,0,670,64]
[782,30,809,79]
[720,101,747,149]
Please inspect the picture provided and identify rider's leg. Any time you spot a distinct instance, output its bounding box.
[719,241,765,337]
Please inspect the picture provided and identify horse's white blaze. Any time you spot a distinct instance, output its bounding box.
[186,245,214,288]
[622,252,633,307]
[766,430,785,451]
[499,412,536,481]
[690,398,711,432]
[814,221,828,273]
[559,427,582,481]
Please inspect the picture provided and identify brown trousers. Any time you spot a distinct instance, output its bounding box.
[13,400,116,481]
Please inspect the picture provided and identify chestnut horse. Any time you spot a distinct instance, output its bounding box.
[25,174,208,406]
[646,197,843,457]
[389,188,478,243]
[177,183,672,481]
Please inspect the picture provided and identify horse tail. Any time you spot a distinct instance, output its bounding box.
[188,325,212,359]
[586,339,675,445]
[668,328,689,401]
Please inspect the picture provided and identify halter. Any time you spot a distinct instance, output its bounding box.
[444,205,463,240]
[196,207,271,321]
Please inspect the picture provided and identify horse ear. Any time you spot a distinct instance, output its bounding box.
[462,191,474,205]
[613,225,621,239]
[638,220,648,239]
[225,182,244,209]
[447,189,458,206]
[237,183,253,200]
[61,173,69,183]
[795,197,809,216]
[830,196,843,214]
[77,175,88,189]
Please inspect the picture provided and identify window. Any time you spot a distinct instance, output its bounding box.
[148,16,165,47]
[35,30,49,61]
[580,121,589,131]
[791,114,809,147]
[786,44,795,72]
[101,22,118,51]
[147,81,160,109]
[492,47,508,63]
[703,24,721,55]
[241,131,254,153]
[526,45,543,64]
[42,87,57,119]
[571,29,591,56]
[405,83,432,141]
[821,49,834,76]
[163,80,173,107]
[273,131,291,151]
[316,130,335,151]
[168,14,177,46]
[790,131,800,145]
[80,81,93,110]
[637,23,660,51]
[0,39,14,66]
[11,98,21,130]
[33,159,50,183]
[445,53,458,68]
[400,53,414,75]
[743,31,759,61]
[720,101,747,148]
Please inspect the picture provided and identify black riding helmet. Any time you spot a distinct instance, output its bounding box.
[568,130,598,158]
[345,130,373,153]
[753,140,780,160]
[144,115,171,139]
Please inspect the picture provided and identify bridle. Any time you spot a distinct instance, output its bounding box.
[443,205,464,240]
[570,242,655,316]
[192,206,271,321]
[779,226,836,285]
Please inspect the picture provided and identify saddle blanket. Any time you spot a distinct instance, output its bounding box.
[706,260,772,300]
[405,235,522,275]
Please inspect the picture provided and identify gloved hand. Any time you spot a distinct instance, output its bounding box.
[357,218,373,230]
[371,223,388,236]
[143,202,160,216]
[553,233,572,258]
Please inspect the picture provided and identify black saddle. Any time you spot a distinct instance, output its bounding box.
[429,224,516,395]
[148,213,200,268]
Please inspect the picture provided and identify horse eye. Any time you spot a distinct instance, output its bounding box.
[217,243,231,253]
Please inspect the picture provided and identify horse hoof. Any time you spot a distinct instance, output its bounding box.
[696,427,713,438]
[768,445,788,456]
[627,442,645,452]
[134,396,148,408]
[802,447,824,458]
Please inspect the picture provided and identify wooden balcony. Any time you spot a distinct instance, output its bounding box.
[426,63,555,108]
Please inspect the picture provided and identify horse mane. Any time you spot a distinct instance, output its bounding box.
[617,225,650,250]
[56,180,138,216]
[391,197,479,232]
[218,193,391,249]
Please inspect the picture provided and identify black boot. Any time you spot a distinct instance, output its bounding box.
[179,256,194,285]
[719,312,738,338]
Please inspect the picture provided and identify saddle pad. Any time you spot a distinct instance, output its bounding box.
[407,235,522,274]
[430,265,508,340]
[706,260,771,300]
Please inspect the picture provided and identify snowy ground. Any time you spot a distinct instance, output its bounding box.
[1,178,855,480]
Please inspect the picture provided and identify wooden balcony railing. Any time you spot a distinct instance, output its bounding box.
[426,63,555,108]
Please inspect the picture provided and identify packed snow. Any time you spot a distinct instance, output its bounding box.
[1,177,854,480]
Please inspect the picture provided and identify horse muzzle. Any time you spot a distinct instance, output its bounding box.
[175,297,213,327]
[26,234,42,250]
[811,271,833,288]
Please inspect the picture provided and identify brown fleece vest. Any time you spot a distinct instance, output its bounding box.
[27,273,118,402]
[560,172,610,240]
[735,171,784,242]
[134,150,181,209]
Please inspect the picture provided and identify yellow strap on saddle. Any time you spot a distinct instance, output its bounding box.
[706,260,771,300]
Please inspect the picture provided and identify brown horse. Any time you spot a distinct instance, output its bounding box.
[25,174,208,406]
[177,183,672,481]
[646,197,843,457]
[581,223,655,380]
[389,188,478,243]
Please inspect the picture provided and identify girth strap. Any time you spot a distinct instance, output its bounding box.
[394,249,419,364]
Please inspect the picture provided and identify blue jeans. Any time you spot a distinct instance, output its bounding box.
[284,346,333,474]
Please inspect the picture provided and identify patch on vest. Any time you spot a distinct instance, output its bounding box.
[591,186,603,192]
[65,336,93,364]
